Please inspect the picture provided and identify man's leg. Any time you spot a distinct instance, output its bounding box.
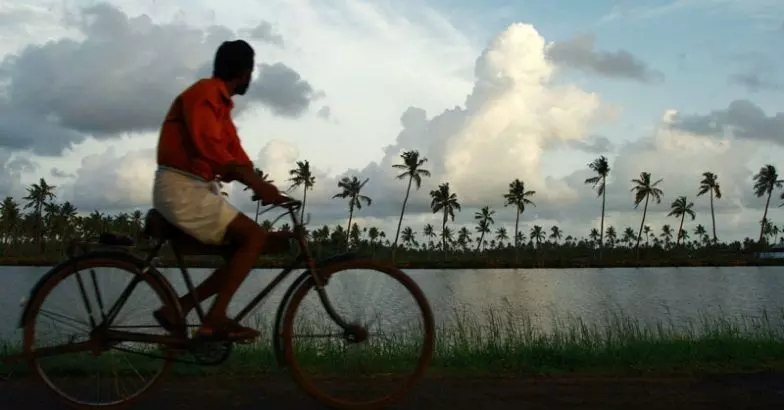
[198,212,267,338]
[154,250,235,326]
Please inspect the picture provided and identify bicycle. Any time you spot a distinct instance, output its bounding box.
[2,194,435,409]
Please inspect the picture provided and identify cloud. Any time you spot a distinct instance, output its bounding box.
[730,72,783,93]
[0,149,31,198]
[0,3,319,155]
[668,100,784,144]
[317,105,332,120]
[243,20,284,47]
[59,147,156,211]
[50,167,74,178]
[725,53,783,93]
[545,33,664,83]
[343,24,609,212]
[221,23,613,225]
[561,135,615,154]
[247,62,320,118]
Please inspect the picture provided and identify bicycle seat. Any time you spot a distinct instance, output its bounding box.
[142,209,295,256]
[142,209,229,256]
[143,209,180,240]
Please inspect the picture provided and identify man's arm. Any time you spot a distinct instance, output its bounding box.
[225,163,282,203]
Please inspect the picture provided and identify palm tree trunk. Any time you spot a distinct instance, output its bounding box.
[599,176,606,261]
[759,189,772,244]
[709,190,717,243]
[392,176,413,262]
[476,229,486,253]
[677,213,685,246]
[513,208,520,264]
[346,205,354,250]
[300,187,308,223]
[635,195,650,260]
[254,201,261,224]
[442,212,448,261]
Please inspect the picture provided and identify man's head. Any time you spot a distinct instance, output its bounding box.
[212,40,255,96]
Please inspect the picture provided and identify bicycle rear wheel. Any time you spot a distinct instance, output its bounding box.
[22,255,181,409]
[280,259,435,409]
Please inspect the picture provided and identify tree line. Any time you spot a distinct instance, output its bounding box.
[1,152,783,266]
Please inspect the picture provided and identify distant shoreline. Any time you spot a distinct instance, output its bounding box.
[1,255,782,269]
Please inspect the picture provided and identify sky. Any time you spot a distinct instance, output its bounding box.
[1,0,784,243]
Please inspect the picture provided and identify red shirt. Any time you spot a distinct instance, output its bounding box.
[157,78,251,181]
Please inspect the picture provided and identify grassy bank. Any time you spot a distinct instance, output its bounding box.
[3,307,784,379]
[1,255,783,269]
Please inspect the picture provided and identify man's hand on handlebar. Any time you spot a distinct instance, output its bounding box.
[252,192,300,208]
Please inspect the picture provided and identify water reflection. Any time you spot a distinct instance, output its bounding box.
[2,266,783,341]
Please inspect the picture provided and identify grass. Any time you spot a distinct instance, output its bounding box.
[3,306,784,380]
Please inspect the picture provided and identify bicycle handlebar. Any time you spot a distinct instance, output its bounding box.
[251,192,302,210]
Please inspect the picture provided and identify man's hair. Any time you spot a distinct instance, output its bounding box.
[212,40,255,81]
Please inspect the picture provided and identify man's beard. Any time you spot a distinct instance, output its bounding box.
[235,80,250,95]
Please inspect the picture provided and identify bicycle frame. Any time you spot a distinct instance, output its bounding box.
[114,200,354,339]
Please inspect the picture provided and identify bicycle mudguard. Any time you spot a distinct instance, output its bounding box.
[17,250,179,329]
[272,252,359,367]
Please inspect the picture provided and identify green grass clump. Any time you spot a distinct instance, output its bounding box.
[3,306,784,379]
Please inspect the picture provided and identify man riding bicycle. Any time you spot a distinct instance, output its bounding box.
[151,39,289,342]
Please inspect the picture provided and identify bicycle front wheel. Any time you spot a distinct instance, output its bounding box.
[281,259,435,409]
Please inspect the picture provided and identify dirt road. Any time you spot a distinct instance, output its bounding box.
[2,373,784,409]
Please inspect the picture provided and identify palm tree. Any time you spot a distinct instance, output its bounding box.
[457,226,472,251]
[585,155,610,258]
[367,226,380,256]
[401,227,417,249]
[694,224,708,245]
[474,206,495,252]
[391,150,430,262]
[605,226,617,248]
[23,178,56,252]
[697,172,721,243]
[753,165,783,245]
[530,225,545,247]
[643,225,652,246]
[495,227,508,248]
[503,179,536,262]
[667,196,696,246]
[660,224,673,249]
[631,172,663,256]
[423,223,436,253]
[622,227,636,247]
[429,183,461,260]
[288,160,316,222]
[332,176,372,249]
[243,168,274,223]
[588,228,600,246]
[549,226,562,244]
[0,197,20,247]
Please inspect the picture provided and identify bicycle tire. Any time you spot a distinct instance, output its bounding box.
[280,259,435,409]
[22,254,181,409]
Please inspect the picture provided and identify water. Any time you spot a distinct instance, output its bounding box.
[1,266,783,341]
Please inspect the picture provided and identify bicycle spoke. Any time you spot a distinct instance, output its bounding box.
[89,268,107,322]
[38,309,90,333]
[74,271,98,329]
